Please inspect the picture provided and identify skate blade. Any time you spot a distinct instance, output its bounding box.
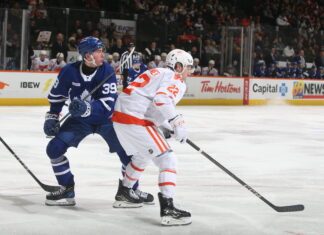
[143,201,155,205]
[161,216,192,226]
[45,198,76,206]
[113,200,143,208]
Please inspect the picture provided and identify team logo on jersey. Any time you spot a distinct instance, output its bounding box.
[0,81,9,90]
[149,68,160,76]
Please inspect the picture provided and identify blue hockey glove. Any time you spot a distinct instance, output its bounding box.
[69,99,91,118]
[44,112,60,136]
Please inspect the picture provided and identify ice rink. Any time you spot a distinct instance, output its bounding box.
[0,105,323,235]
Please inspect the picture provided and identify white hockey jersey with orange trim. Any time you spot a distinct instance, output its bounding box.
[112,67,186,126]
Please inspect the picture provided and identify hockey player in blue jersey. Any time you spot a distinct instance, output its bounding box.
[125,57,148,88]
[43,36,153,206]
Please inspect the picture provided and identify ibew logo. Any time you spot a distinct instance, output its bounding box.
[279,83,288,96]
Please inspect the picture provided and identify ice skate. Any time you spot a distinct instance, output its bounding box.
[113,180,143,208]
[135,189,154,205]
[158,192,191,226]
[45,185,75,206]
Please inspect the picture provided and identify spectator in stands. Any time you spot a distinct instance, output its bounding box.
[111,52,120,74]
[283,44,295,59]
[276,13,290,26]
[48,52,66,72]
[315,49,324,68]
[28,44,35,70]
[289,62,298,78]
[158,52,167,68]
[106,54,113,64]
[202,60,218,76]
[265,47,278,67]
[253,61,267,77]
[318,67,324,79]
[293,49,306,69]
[150,55,161,68]
[110,38,125,55]
[203,39,219,62]
[266,63,277,78]
[31,50,49,71]
[307,65,318,79]
[143,41,161,62]
[67,36,77,51]
[189,46,199,60]
[51,33,68,60]
[100,31,110,50]
[224,64,237,77]
[281,62,291,78]
[192,58,201,75]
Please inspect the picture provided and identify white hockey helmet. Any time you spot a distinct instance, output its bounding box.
[166,49,193,72]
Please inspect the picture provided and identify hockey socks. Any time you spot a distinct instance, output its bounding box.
[51,155,75,186]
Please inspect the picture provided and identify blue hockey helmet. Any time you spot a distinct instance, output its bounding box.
[78,36,105,58]
[133,57,141,65]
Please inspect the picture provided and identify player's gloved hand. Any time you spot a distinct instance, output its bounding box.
[69,98,91,118]
[168,114,187,143]
[43,112,60,136]
[159,126,172,139]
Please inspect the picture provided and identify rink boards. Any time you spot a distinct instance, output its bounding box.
[1,71,324,105]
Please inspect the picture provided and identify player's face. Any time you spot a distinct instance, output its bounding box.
[175,63,193,79]
[182,65,193,78]
[92,48,105,66]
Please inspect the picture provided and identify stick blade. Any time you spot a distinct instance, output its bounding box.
[41,184,61,192]
[274,204,304,212]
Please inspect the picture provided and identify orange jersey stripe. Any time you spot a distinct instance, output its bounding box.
[161,169,177,174]
[154,102,165,106]
[125,173,138,181]
[156,92,167,95]
[130,162,144,172]
[112,111,154,126]
[145,126,166,153]
[150,127,169,150]
[159,182,176,186]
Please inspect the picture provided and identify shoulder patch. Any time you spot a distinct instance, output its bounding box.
[149,68,160,76]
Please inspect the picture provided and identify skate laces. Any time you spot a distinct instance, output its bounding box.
[135,189,148,199]
[130,189,140,200]
[51,186,66,196]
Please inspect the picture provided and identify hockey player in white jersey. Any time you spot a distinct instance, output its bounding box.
[112,49,193,226]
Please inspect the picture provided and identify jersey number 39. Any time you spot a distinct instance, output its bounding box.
[102,83,117,94]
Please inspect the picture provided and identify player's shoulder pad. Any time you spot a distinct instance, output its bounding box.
[100,62,116,82]
[162,67,175,78]
[57,61,80,80]
[101,61,115,75]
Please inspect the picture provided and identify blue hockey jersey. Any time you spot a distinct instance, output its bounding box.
[48,61,117,125]
[126,63,148,85]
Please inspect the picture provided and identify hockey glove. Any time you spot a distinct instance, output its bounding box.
[69,99,91,118]
[159,126,172,139]
[169,114,187,143]
[44,112,60,136]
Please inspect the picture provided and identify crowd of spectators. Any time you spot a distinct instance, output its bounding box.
[1,0,324,78]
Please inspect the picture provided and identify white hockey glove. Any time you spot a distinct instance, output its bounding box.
[168,114,187,144]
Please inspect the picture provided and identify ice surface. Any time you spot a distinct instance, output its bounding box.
[0,105,323,235]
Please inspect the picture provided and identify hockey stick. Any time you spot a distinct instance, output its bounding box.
[58,46,135,125]
[0,136,61,192]
[186,138,304,212]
